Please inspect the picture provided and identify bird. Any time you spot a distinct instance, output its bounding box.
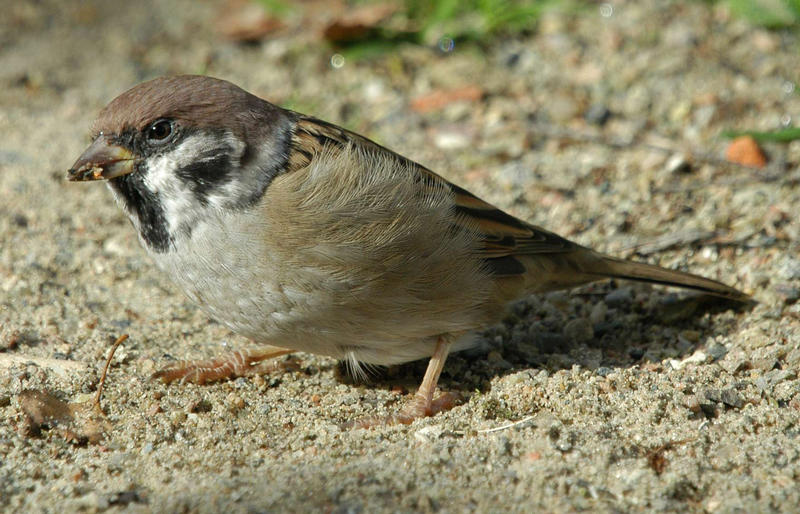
[67,75,748,426]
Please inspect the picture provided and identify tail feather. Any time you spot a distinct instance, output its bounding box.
[589,254,749,302]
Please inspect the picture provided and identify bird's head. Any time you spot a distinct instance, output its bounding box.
[68,75,293,252]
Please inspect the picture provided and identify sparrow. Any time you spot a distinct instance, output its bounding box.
[68,75,748,426]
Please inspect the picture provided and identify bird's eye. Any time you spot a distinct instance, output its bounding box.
[146,119,174,143]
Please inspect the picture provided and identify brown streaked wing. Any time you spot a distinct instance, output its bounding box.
[288,116,577,276]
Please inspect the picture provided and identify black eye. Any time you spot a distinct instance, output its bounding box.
[146,119,174,143]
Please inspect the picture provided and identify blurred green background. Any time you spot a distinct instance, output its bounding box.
[258,0,800,49]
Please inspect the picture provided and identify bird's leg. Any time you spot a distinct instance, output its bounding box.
[152,346,294,384]
[347,335,460,428]
[395,336,456,422]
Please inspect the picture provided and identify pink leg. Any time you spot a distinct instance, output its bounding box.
[152,346,294,384]
[347,336,460,428]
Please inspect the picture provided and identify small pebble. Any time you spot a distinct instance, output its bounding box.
[628,347,645,360]
[665,153,691,174]
[414,425,444,443]
[720,388,744,409]
[595,366,613,377]
[681,330,701,343]
[226,393,245,411]
[721,358,750,375]
[169,411,187,426]
[589,302,607,325]
[766,370,796,385]
[187,399,212,413]
[755,370,797,392]
[667,350,709,370]
[13,214,28,227]
[495,435,512,456]
[534,332,567,353]
[563,318,594,343]
[783,348,800,368]
[774,283,800,304]
[75,492,108,511]
[752,358,778,372]
[604,288,633,307]
[778,257,800,281]
[545,93,579,122]
[584,104,611,125]
[706,343,728,361]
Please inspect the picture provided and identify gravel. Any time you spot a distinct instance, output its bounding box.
[2,0,799,512]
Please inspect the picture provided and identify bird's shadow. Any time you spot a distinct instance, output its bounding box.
[335,281,753,400]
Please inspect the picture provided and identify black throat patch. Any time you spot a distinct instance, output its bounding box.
[109,171,172,253]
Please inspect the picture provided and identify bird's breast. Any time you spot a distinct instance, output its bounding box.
[147,209,305,341]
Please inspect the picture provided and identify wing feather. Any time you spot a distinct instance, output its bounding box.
[287,116,577,277]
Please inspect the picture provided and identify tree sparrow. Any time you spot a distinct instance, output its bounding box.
[68,76,748,426]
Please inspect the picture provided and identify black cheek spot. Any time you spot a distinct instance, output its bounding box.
[110,173,172,253]
[175,152,233,205]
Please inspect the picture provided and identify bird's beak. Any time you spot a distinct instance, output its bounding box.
[67,136,135,181]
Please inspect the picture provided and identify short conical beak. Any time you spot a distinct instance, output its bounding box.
[67,136,135,181]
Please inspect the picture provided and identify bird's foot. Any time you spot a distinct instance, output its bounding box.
[343,335,460,429]
[344,390,462,429]
[152,346,294,384]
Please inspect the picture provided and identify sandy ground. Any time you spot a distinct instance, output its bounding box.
[1,0,799,512]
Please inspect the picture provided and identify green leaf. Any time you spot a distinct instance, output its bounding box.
[725,0,799,28]
[256,0,292,16]
[722,127,800,142]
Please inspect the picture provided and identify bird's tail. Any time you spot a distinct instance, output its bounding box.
[587,253,749,302]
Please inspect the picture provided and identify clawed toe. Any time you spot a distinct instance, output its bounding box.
[342,336,461,429]
[152,347,293,384]
[342,390,463,429]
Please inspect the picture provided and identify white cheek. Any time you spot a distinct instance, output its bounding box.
[207,179,247,209]
[144,156,176,198]
[144,154,197,236]
[143,132,244,236]
[144,133,212,192]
